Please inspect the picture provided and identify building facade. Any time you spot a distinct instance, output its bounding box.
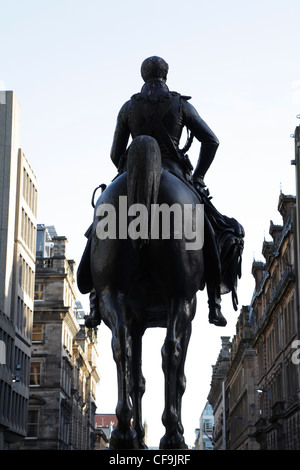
[12,225,100,450]
[207,337,231,450]
[94,414,118,449]
[207,192,300,450]
[195,401,214,450]
[0,92,37,449]
[252,193,300,450]
[224,306,259,450]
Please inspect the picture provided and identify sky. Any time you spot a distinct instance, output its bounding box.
[1,0,300,448]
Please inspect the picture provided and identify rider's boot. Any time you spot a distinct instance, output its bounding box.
[207,288,227,327]
[84,289,101,328]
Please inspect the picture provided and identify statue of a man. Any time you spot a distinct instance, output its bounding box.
[110,56,229,326]
[111,56,219,192]
[79,56,244,328]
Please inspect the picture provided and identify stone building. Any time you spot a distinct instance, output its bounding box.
[207,336,231,450]
[252,193,300,450]
[225,306,259,450]
[0,92,37,449]
[94,414,118,449]
[12,225,100,450]
[207,192,300,450]
[195,401,214,450]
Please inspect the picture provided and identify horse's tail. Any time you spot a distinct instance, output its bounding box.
[127,135,162,249]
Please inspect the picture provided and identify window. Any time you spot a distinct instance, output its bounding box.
[30,362,41,386]
[27,409,39,438]
[204,421,213,433]
[32,325,43,343]
[34,283,44,301]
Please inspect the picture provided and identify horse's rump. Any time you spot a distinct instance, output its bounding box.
[90,164,205,311]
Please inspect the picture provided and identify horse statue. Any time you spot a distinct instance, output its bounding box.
[79,135,208,449]
[77,56,244,449]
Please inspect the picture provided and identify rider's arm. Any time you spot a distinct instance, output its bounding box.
[182,100,219,185]
[110,101,131,171]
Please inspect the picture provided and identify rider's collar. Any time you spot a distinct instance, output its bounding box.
[141,79,170,94]
[131,80,179,103]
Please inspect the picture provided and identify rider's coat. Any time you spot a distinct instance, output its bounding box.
[110,79,219,184]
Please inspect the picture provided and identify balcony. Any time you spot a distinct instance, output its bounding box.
[35,257,74,278]
[36,258,54,269]
[255,417,267,432]
[270,401,285,421]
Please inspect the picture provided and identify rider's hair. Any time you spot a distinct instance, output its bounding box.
[141,56,169,82]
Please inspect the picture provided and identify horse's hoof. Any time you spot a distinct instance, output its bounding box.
[138,442,148,449]
[159,433,188,450]
[84,312,101,328]
[109,428,139,450]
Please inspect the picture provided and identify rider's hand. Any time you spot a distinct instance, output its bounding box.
[192,177,206,191]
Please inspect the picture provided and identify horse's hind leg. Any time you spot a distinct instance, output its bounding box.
[160,297,196,450]
[176,298,196,437]
[130,323,147,449]
[98,287,138,450]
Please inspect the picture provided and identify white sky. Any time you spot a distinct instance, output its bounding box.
[1,0,300,448]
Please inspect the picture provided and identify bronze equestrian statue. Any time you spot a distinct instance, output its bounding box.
[77,56,244,449]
